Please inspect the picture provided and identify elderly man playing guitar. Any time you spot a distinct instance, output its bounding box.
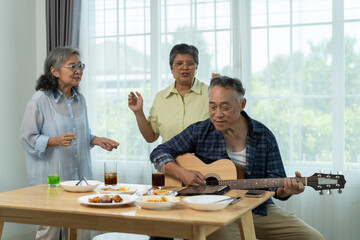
[150,76,324,240]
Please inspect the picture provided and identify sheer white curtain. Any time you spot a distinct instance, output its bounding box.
[79,0,237,184]
[79,0,359,239]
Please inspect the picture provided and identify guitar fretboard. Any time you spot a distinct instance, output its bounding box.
[219,177,306,190]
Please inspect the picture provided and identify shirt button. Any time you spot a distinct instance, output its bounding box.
[74,155,78,158]
[71,115,74,118]
[74,141,76,144]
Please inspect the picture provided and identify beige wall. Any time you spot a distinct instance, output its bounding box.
[0,0,46,239]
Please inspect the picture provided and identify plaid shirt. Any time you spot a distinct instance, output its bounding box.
[150,111,290,216]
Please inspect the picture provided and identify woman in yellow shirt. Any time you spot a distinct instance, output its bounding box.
[128,43,210,143]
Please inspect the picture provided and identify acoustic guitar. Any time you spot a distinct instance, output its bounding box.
[165,154,346,194]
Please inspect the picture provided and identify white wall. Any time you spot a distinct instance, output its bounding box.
[0,0,46,239]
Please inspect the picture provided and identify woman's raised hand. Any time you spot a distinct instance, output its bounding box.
[128,91,143,113]
[210,73,221,80]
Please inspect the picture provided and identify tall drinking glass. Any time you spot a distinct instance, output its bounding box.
[152,163,165,189]
[104,162,117,185]
[47,161,60,187]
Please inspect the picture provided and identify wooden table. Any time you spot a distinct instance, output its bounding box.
[0,184,273,240]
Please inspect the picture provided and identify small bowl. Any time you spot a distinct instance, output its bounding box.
[182,195,233,211]
[60,180,101,192]
[134,195,180,210]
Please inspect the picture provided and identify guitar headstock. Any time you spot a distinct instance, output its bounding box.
[307,172,346,195]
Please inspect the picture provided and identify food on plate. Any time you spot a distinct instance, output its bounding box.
[100,187,131,191]
[152,189,169,195]
[112,194,123,203]
[101,195,113,203]
[140,189,172,196]
[143,196,169,202]
[88,196,101,203]
[87,194,123,203]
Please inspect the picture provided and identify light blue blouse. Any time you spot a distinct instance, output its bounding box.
[20,89,94,186]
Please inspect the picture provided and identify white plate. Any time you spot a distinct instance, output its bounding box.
[136,189,178,196]
[182,195,233,211]
[98,185,137,195]
[78,194,135,207]
[60,180,101,192]
[134,196,180,210]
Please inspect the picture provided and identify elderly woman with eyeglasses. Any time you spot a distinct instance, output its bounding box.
[20,46,119,240]
[128,43,211,144]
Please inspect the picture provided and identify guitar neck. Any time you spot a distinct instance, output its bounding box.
[219,177,307,190]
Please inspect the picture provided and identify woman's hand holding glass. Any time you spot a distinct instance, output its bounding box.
[48,133,76,147]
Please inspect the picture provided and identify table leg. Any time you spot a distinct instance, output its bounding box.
[0,221,4,238]
[68,228,77,240]
[237,211,256,240]
[192,225,206,240]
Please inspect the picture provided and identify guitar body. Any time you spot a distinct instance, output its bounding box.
[165,153,240,186]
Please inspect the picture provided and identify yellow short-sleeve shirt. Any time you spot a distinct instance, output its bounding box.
[148,78,210,143]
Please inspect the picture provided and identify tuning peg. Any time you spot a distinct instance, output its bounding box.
[319,190,324,195]
[338,189,342,194]
[337,171,342,174]
[319,169,324,173]
[327,190,332,195]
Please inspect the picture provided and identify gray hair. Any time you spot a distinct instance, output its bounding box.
[209,76,246,104]
[44,46,80,73]
[169,43,199,67]
[36,46,80,95]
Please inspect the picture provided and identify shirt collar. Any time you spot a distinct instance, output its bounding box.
[53,89,79,103]
[240,111,257,137]
[164,78,202,98]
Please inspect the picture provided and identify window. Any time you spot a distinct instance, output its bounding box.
[80,0,234,183]
[250,0,360,174]
[80,0,360,184]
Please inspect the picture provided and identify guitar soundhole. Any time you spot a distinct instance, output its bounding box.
[206,177,219,185]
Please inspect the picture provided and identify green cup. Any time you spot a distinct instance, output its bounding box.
[47,161,60,187]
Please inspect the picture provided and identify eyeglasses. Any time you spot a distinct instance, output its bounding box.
[62,63,85,72]
[172,61,197,69]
